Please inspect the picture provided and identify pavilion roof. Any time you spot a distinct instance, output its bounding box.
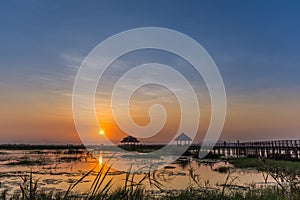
[174,133,192,141]
[120,136,140,143]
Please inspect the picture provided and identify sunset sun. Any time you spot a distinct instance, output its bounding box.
[98,129,105,136]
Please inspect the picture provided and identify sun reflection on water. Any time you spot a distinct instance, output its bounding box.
[98,155,103,165]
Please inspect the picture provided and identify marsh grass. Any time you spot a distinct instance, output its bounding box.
[1,158,300,200]
[214,166,231,173]
[227,157,300,171]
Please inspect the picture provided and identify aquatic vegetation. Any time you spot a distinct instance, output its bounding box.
[0,165,299,200]
[214,166,231,173]
[1,149,300,199]
[19,172,39,200]
[227,157,300,171]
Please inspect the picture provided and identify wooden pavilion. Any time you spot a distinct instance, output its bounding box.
[120,136,140,146]
[175,133,192,146]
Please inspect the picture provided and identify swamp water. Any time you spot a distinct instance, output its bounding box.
[0,148,276,194]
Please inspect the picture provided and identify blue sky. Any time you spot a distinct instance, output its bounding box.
[1,1,300,90]
[0,1,300,143]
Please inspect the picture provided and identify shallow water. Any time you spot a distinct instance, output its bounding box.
[0,148,276,194]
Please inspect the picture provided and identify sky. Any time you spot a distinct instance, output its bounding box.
[0,1,300,144]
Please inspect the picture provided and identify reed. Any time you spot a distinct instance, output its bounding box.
[1,160,300,200]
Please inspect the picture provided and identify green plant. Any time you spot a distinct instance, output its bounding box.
[19,171,40,200]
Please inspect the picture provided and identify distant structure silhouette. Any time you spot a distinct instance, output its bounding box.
[120,136,140,146]
[175,133,192,146]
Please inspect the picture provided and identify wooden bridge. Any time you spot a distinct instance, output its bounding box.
[189,140,300,160]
